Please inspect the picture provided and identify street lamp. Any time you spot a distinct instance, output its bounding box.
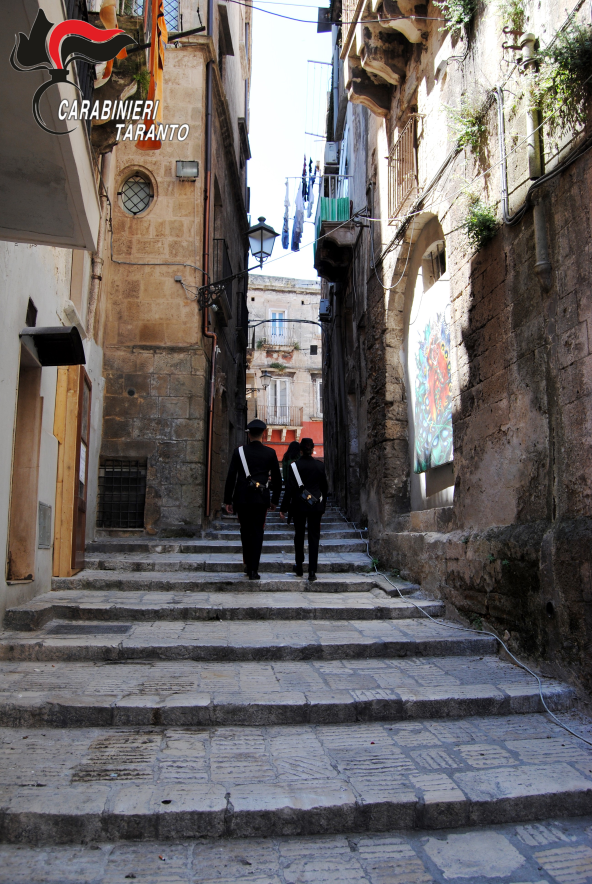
[260,370,272,389]
[247,217,279,267]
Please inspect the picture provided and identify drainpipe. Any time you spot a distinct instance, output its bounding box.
[202,0,216,518]
[87,149,113,338]
[522,33,552,292]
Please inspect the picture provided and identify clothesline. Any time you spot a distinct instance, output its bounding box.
[282,155,321,252]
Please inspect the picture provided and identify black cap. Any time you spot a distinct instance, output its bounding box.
[247,419,267,431]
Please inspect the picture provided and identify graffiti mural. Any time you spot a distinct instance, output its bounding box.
[413,310,453,473]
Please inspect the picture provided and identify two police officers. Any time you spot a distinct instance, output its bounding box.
[223,419,282,580]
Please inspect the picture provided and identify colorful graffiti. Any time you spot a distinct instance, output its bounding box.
[413,311,453,473]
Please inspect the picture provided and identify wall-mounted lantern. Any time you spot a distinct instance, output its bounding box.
[176,160,199,179]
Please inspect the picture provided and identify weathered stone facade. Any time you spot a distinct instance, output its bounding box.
[321,0,592,690]
[100,1,251,532]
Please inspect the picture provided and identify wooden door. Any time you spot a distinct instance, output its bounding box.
[72,370,91,572]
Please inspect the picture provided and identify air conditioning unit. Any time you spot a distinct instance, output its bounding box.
[319,298,332,322]
[324,142,339,166]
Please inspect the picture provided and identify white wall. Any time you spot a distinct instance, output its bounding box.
[0,242,71,620]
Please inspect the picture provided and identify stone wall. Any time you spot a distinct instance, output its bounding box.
[321,0,592,691]
[100,22,250,533]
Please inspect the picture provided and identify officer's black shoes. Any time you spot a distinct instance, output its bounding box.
[248,571,261,580]
[293,564,304,577]
[308,572,317,582]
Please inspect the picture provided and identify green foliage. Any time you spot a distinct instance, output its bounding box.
[497,0,525,33]
[292,342,300,350]
[434,0,478,37]
[133,69,151,99]
[470,615,484,630]
[256,338,267,349]
[445,96,489,155]
[268,362,285,372]
[464,199,499,250]
[534,24,592,135]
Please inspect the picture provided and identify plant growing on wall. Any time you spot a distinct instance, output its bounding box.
[534,24,592,135]
[434,0,478,37]
[133,69,151,99]
[268,362,286,372]
[497,0,525,34]
[464,198,499,249]
[256,338,268,349]
[445,95,489,156]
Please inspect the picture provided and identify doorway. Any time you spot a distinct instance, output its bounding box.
[53,365,92,576]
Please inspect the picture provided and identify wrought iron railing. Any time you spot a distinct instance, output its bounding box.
[253,322,301,349]
[388,115,419,223]
[213,238,233,308]
[258,405,303,427]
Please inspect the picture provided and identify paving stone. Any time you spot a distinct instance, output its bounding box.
[0,716,591,842]
[1,814,592,881]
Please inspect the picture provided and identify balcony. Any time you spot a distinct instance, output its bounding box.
[1,0,100,249]
[258,405,303,428]
[251,322,302,351]
[314,183,359,282]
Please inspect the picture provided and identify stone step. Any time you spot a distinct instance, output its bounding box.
[85,539,368,559]
[80,553,373,573]
[86,528,366,553]
[1,714,591,842]
[0,617,497,663]
[3,815,592,882]
[0,656,572,729]
[3,590,443,630]
[51,572,418,595]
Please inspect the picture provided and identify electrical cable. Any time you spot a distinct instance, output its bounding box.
[339,509,592,748]
[226,0,448,24]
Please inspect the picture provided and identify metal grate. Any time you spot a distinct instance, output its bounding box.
[163,0,179,30]
[46,623,132,635]
[388,115,419,224]
[121,175,153,215]
[97,460,147,529]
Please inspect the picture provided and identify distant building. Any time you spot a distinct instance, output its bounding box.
[246,276,323,460]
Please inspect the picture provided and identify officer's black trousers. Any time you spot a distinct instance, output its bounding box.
[293,510,322,574]
[236,504,268,574]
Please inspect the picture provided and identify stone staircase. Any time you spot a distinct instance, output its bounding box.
[0,506,591,864]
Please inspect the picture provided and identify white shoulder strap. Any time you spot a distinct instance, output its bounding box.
[291,462,304,487]
[239,446,250,478]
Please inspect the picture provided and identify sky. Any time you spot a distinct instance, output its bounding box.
[247,0,333,282]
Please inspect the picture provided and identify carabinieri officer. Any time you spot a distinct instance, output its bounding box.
[223,419,282,580]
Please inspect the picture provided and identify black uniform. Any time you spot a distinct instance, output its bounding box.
[223,441,282,575]
[280,455,328,574]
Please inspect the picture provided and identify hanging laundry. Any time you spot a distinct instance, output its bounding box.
[307,159,317,218]
[281,178,290,250]
[301,155,308,202]
[291,181,304,252]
